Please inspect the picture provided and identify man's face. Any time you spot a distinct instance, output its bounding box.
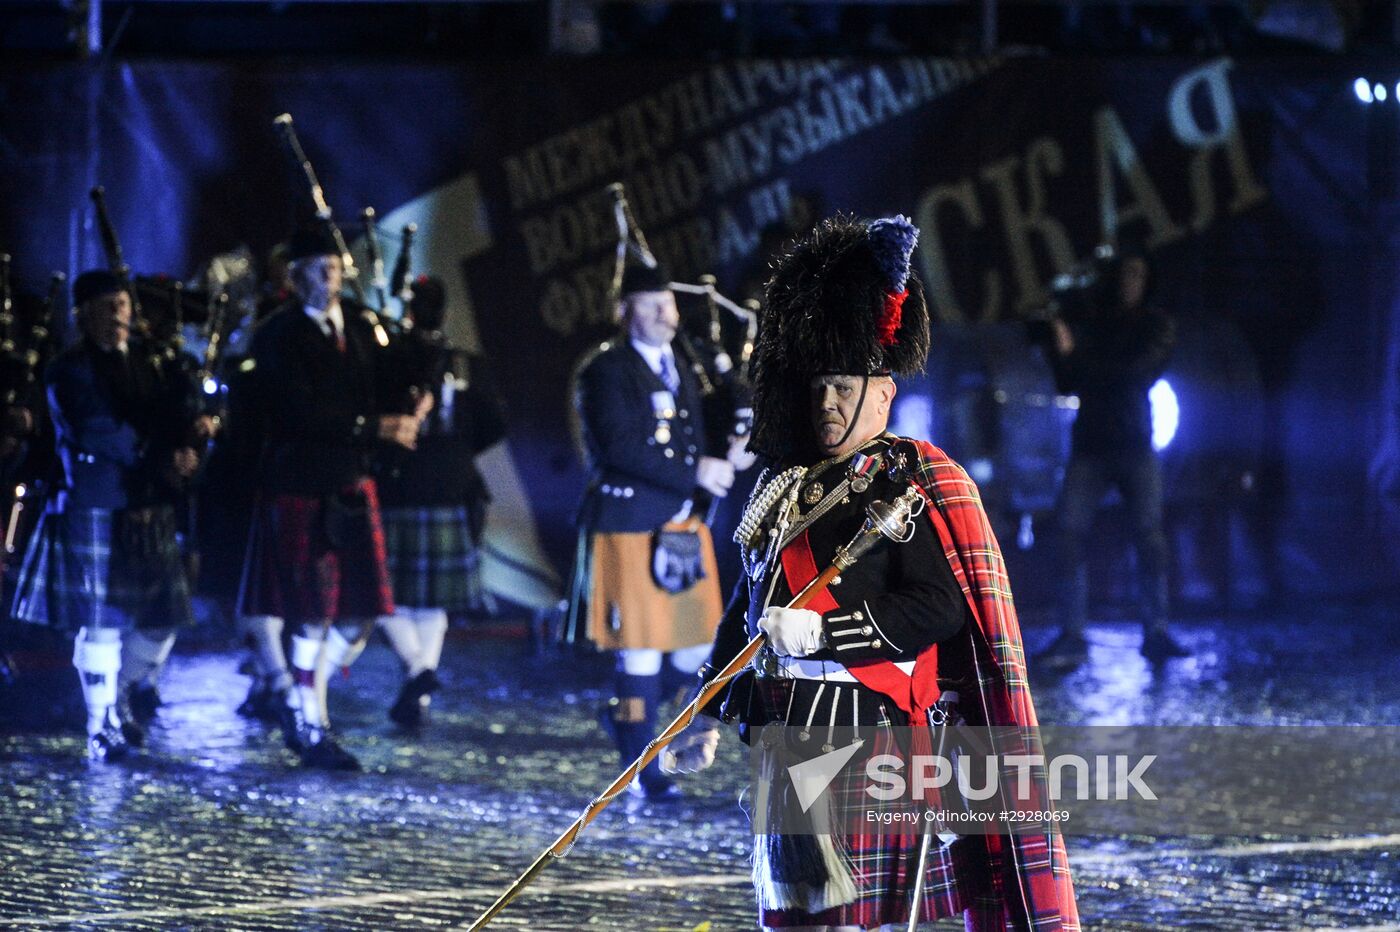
[79,290,132,351]
[810,374,896,458]
[1119,257,1148,309]
[290,254,344,311]
[622,289,679,347]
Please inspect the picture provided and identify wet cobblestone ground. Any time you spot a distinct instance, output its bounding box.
[2,609,1398,931]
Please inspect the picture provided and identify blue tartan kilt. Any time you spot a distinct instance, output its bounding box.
[11,505,193,635]
[380,505,480,614]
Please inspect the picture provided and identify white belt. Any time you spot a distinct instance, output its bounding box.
[768,656,917,683]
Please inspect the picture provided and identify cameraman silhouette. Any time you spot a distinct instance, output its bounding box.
[1037,239,1186,670]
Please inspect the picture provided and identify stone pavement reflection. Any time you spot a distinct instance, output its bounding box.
[1,611,1398,930]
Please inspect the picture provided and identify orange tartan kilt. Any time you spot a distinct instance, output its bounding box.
[587,521,723,652]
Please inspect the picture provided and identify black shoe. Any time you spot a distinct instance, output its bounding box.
[127,683,161,721]
[388,669,440,727]
[87,724,130,763]
[276,693,307,753]
[298,731,362,771]
[237,681,283,722]
[388,692,423,728]
[119,719,146,748]
[1141,629,1189,663]
[611,715,674,801]
[1035,632,1089,673]
[114,695,146,747]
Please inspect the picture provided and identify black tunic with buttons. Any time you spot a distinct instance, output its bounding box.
[704,435,973,727]
[573,338,709,534]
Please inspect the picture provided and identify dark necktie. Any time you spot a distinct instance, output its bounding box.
[324,316,345,352]
[659,352,679,394]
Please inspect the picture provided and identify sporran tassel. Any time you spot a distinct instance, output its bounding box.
[751,732,858,914]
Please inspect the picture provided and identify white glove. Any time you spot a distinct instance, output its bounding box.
[661,724,721,774]
[727,435,757,472]
[696,456,736,498]
[759,606,826,657]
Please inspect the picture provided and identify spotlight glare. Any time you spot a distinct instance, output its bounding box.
[1149,378,1179,452]
[1355,77,1374,103]
[1376,83,1388,102]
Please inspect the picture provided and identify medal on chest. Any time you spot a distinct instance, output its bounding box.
[849,452,880,493]
[650,390,676,446]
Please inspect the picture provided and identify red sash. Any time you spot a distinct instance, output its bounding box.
[779,528,941,720]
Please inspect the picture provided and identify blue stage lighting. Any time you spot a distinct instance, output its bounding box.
[1376,83,1389,102]
[1149,378,1179,451]
[203,377,220,396]
[890,393,934,443]
[1355,78,1374,103]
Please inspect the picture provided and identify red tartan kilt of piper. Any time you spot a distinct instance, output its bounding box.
[755,678,1000,930]
[238,478,394,623]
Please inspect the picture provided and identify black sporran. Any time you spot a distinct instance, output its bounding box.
[323,487,372,549]
[650,525,705,594]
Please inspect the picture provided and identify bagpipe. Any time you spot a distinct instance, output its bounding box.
[0,256,62,412]
[90,187,217,369]
[272,112,393,350]
[272,113,365,306]
[604,181,757,522]
[360,205,441,425]
[0,263,64,566]
[372,220,456,482]
[89,186,230,421]
[272,113,444,471]
[86,188,243,521]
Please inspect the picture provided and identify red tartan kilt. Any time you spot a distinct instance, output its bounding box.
[755,679,999,930]
[238,478,394,622]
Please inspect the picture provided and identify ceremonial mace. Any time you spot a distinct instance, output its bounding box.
[466,483,928,931]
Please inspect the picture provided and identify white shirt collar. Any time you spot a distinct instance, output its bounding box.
[304,302,345,336]
[629,338,673,377]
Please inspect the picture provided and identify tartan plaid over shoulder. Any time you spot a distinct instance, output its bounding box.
[904,437,1081,932]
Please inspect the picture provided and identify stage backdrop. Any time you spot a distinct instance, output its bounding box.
[3,55,1398,609]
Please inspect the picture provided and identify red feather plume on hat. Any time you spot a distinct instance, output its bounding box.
[748,213,930,464]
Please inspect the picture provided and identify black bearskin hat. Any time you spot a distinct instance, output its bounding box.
[618,259,671,298]
[749,213,930,463]
[286,221,341,263]
[72,270,126,307]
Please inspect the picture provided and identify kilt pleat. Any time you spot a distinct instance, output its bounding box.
[11,505,192,634]
[380,505,480,613]
[237,478,394,623]
[754,678,988,929]
[585,522,723,652]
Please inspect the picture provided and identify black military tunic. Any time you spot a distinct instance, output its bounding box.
[704,435,973,729]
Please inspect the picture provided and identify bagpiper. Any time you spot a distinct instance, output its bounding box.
[569,260,751,801]
[12,270,210,761]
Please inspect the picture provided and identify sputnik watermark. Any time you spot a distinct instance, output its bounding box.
[864,753,1158,802]
[748,725,1400,836]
